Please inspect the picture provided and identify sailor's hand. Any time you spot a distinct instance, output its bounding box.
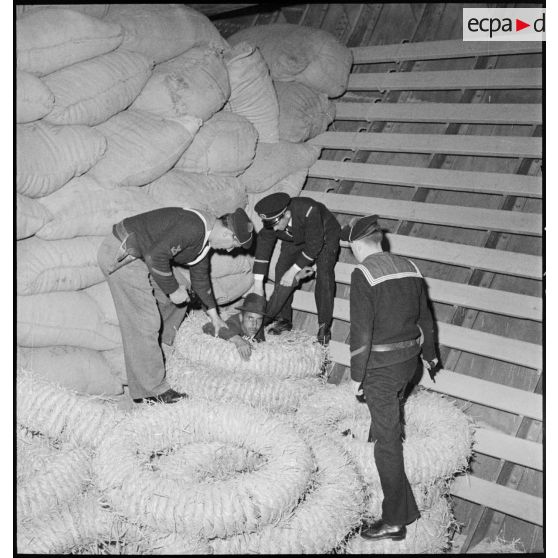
[210,316,228,336]
[279,265,299,287]
[169,285,189,305]
[351,380,365,401]
[294,266,314,283]
[231,336,252,361]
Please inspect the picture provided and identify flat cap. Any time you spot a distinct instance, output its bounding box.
[225,208,254,249]
[340,214,381,242]
[254,192,291,222]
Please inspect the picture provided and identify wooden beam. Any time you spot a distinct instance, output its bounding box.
[333,263,542,322]
[325,341,541,421]
[293,291,540,369]
[334,102,542,126]
[303,192,542,237]
[374,235,542,280]
[351,40,542,63]
[450,476,542,526]
[309,132,542,158]
[473,429,542,471]
[347,68,542,91]
[309,160,542,198]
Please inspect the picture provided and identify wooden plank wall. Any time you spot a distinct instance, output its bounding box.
[214,3,543,552]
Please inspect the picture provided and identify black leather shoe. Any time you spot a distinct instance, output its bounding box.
[317,323,331,346]
[268,318,293,335]
[134,388,189,404]
[360,520,406,541]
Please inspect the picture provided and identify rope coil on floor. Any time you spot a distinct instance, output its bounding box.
[93,399,314,539]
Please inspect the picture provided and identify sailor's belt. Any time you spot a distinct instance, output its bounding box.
[371,337,421,352]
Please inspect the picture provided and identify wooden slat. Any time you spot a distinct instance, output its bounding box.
[347,68,542,91]
[473,429,542,471]
[325,341,542,421]
[352,40,542,64]
[333,263,542,322]
[292,291,541,369]
[309,132,542,158]
[377,235,542,280]
[335,101,542,125]
[309,160,542,198]
[450,476,542,525]
[303,191,542,237]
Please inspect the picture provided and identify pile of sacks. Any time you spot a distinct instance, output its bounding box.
[17,314,473,554]
[16,4,353,395]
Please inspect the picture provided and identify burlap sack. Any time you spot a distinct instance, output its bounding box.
[16,71,54,123]
[145,169,247,217]
[37,176,161,240]
[17,346,123,396]
[17,236,105,295]
[16,5,110,19]
[210,252,254,278]
[17,194,53,240]
[275,81,336,142]
[17,121,107,198]
[16,8,122,76]
[89,109,200,188]
[17,291,122,350]
[175,111,258,176]
[238,141,319,193]
[224,42,279,143]
[245,170,309,232]
[132,46,230,123]
[103,4,227,64]
[42,50,153,126]
[83,282,118,327]
[228,24,353,98]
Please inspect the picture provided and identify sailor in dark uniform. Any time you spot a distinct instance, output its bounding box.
[252,192,341,345]
[343,215,438,541]
[97,207,254,404]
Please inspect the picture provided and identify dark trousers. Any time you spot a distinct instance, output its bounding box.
[270,240,339,326]
[362,357,421,526]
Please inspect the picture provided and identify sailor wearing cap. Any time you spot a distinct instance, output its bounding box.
[343,215,438,541]
[97,206,254,404]
[252,192,341,345]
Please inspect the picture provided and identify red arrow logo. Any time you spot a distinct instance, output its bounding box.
[516,18,530,31]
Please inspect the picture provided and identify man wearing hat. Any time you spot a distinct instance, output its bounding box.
[253,192,341,345]
[343,214,438,541]
[202,293,267,360]
[97,206,254,404]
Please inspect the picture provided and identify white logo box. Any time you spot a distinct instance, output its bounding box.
[463,8,545,41]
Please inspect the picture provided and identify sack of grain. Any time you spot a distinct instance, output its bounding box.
[17,194,53,240]
[210,252,254,278]
[146,169,247,217]
[175,112,258,176]
[275,81,335,142]
[16,8,123,76]
[228,24,353,98]
[103,4,227,64]
[37,176,161,240]
[17,236,105,295]
[16,5,110,19]
[246,170,308,232]
[89,109,200,188]
[17,121,107,198]
[132,46,230,123]
[43,50,153,126]
[17,291,122,350]
[17,346,123,396]
[16,71,54,123]
[224,42,279,143]
[238,141,320,193]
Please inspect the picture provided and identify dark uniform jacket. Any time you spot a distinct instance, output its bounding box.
[253,197,341,277]
[202,313,265,342]
[349,252,436,383]
[118,207,217,309]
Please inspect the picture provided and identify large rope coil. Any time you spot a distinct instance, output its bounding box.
[93,399,314,539]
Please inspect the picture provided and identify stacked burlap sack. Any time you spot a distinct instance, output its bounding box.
[17,5,352,396]
[17,309,474,553]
